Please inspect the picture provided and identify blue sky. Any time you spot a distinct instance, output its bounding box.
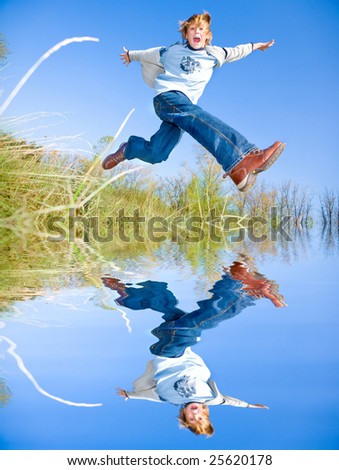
[1,0,338,190]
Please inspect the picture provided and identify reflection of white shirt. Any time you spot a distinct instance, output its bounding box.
[154,348,214,404]
[126,348,249,408]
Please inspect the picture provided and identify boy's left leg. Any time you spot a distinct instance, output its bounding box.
[150,325,202,358]
[155,91,285,191]
[154,91,254,173]
[149,272,254,358]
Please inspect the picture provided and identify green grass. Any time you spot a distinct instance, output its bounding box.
[1,130,336,309]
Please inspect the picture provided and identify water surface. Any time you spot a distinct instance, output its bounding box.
[0,234,338,450]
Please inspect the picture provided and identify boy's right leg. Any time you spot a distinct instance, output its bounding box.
[125,121,183,164]
[102,120,183,169]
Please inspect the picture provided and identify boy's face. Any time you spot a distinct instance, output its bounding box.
[185,22,211,49]
[183,403,206,423]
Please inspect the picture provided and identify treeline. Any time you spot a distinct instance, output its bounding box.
[0,131,337,241]
[156,149,332,230]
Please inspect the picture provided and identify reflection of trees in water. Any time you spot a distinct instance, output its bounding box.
[320,225,339,256]
[319,188,339,229]
[319,188,339,256]
[0,377,12,407]
[275,225,312,265]
[0,237,122,310]
[1,214,338,313]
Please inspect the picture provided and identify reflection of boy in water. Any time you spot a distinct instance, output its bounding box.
[116,348,268,437]
[103,257,285,436]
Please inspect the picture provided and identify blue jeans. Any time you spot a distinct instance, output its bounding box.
[124,91,256,173]
[116,275,254,358]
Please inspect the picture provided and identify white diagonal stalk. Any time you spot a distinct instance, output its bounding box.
[0,36,100,115]
[1,335,102,407]
[73,108,136,203]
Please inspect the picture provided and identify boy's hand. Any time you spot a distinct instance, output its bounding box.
[120,47,131,66]
[248,403,269,409]
[116,387,129,399]
[253,39,275,51]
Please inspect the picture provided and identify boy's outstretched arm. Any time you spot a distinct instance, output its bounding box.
[247,403,269,409]
[252,39,275,51]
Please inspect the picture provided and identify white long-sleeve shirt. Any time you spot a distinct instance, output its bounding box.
[128,42,253,103]
[125,348,249,408]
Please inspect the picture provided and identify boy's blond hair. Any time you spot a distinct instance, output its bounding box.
[178,404,214,436]
[179,12,213,45]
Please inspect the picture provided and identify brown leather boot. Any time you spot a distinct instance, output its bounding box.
[101,277,127,298]
[102,142,127,170]
[229,260,287,307]
[224,141,286,192]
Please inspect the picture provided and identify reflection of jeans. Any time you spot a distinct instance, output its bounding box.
[116,274,255,358]
[124,91,256,173]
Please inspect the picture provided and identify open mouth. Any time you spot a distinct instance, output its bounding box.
[193,37,201,44]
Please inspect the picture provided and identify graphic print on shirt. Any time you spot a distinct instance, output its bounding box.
[180,56,201,74]
[173,376,196,398]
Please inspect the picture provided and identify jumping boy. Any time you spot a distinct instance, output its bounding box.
[102,12,286,192]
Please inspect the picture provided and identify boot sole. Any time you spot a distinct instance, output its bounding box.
[102,153,126,170]
[253,142,286,175]
[102,154,115,170]
[238,143,286,192]
[102,143,127,170]
[223,142,286,192]
[238,171,257,192]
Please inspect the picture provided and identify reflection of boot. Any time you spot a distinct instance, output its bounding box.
[101,277,127,298]
[228,259,287,308]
